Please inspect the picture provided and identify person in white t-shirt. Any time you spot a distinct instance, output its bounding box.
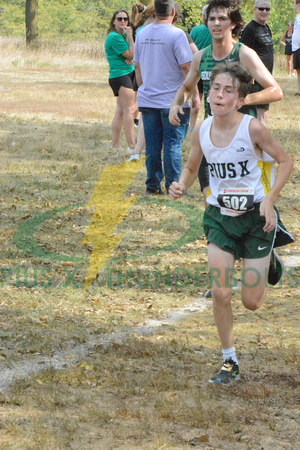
[134,0,200,195]
[292,0,300,95]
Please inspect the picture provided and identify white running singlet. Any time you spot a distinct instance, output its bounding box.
[199,114,275,209]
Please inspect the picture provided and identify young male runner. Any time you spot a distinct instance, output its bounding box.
[169,0,282,196]
[169,61,293,384]
[169,0,285,288]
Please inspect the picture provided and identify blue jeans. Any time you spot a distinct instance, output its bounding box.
[140,107,190,191]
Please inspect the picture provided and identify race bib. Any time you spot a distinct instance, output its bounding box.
[218,187,254,217]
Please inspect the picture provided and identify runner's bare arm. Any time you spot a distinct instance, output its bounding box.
[134,62,143,88]
[180,61,192,78]
[240,46,283,106]
[169,51,202,126]
[179,60,201,113]
[249,119,293,232]
[169,121,203,199]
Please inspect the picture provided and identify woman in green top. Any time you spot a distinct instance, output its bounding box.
[105,10,136,152]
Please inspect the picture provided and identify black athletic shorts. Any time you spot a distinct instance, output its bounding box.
[198,156,209,191]
[254,81,269,110]
[197,78,204,94]
[109,71,137,97]
[284,45,293,56]
[293,48,300,70]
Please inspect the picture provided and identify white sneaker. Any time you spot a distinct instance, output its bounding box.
[126,147,136,155]
[292,73,296,77]
[127,153,141,161]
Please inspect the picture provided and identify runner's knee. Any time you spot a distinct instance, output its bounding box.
[213,287,232,306]
[242,293,264,311]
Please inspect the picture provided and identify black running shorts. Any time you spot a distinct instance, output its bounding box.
[109,71,137,97]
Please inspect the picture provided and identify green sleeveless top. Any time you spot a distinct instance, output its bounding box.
[199,42,257,118]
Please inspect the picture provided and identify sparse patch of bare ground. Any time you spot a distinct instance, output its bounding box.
[0,43,299,449]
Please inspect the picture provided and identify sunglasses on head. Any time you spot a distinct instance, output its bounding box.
[116,16,129,22]
[257,7,270,11]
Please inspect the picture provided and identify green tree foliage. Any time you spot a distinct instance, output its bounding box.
[0,0,297,47]
[180,0,204,32]
[0,0,136,38]
[0,0,24,35]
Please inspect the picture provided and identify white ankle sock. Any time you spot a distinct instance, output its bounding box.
[222,346,238,365]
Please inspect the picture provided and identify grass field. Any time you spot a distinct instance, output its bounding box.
[0,37,299,449]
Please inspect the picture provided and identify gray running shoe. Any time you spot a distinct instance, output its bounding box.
[209,358,240,385]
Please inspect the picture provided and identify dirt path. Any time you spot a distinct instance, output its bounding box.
[0,297,210,393]
[1,251,299,394]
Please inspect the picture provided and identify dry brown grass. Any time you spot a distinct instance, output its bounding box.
[0,39,299,449]
[0,36,106,69]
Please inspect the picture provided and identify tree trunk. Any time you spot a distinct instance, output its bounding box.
[26,0,39,45]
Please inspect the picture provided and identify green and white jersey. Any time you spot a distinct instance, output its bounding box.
[199,115,275,209]
[199,42,257,118]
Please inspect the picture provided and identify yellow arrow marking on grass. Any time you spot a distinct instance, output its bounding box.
[83,158,145,290]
